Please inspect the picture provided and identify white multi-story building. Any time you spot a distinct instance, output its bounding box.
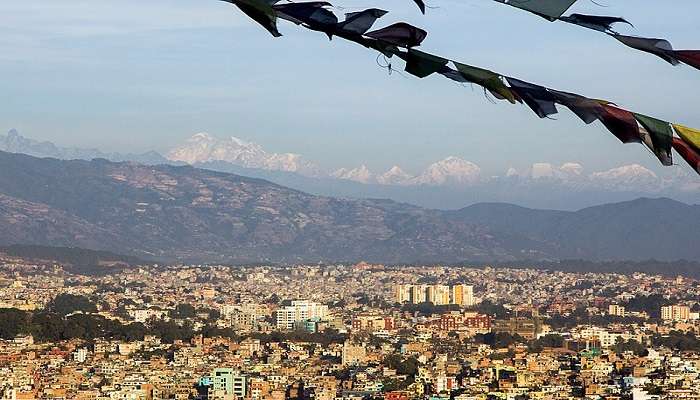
[395,284,412,304]
[275,301,328,330]
[428,285,451,305]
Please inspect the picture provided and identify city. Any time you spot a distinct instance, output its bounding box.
[2,0,700,399]
[1,255,699,400]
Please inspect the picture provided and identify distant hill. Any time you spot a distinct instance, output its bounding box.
[0,245,150,275]
[0,150,698,263]
[452,198,700,261]
[0,128,169,165]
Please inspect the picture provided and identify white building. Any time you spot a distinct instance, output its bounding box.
[275,301,328,330]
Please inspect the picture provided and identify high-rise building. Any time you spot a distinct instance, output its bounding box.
[275,301,329,330]
[661,305,691,321]
[395,284,474,306]
[452,284,474,307]
[395,284,412,304]
[439,286,450,304]
[429,285,451,305]
[410,285,427,303]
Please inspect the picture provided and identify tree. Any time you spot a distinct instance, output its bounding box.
[47,294,97,316]
[529,334,564,352]
[0,308,32,339]
[384,354,419,376]
[170,303,196,319]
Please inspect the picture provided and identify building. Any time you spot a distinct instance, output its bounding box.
[410,285,427,304]
[452,284,474,307]
[463,312,491,335]
[342,341,367,366]
[491,317,542,340]
[427,285,451,305]
[352,314,394,332]
[608,304,626,317]
[661,305,691,321]
[222,303,267,331]
[275,301,329,330]
[395,285,412,304]
[395,284,474,306]
[202,368,247,400]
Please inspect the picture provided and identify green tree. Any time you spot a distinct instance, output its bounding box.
[47,294,97,316]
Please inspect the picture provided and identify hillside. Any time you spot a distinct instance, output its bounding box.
[0,150,697,263]
[0,151,523,263]
[453,198,700,261]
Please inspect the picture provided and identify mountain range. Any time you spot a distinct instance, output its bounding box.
[2,129,699,210]
[0,149,698,264]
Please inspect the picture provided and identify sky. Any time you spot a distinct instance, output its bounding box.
[1,0,699,176]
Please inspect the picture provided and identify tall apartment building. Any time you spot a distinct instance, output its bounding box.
[452,284,475,307]
[275,301,329,330]
[428,285,451,305]
[395,284,412,304]
[608,304,626,317]
[661,304,691,321]
[410,285,427,303]
[395,284,474,306]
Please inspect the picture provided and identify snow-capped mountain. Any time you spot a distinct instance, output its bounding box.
[332,158,483,186]
[504,162,692,194]
[167,133,319,175]
[377,166,414,185]
[410,157,482,185]
[332,165,374,184]
[589,164,660,191]
[3,129,698,211]
[511,162,585,182]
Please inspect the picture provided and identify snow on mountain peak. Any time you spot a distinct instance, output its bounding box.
[190,132,213,140]
[411,156,481,185]
[560,162,584,176]
[168,133,317,175]
[590,164,659,190]
[332,165,375,184]
[520,162,585,181]
[377,166,413,185]
[592,164,657,180]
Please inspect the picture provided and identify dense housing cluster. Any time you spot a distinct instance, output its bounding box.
[1,255,700,399]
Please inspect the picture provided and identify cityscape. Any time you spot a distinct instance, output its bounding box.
[2,0,700,400]
[1,255,699,400]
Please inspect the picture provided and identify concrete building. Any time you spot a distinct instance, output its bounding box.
[608,304,626,317]
[275,301,328,330]
[204,368,247,400]
[661,305,690,321]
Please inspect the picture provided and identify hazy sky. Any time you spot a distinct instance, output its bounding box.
[1,0,699,175]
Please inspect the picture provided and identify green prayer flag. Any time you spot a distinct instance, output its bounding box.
[633,113,674,166]
[453,62,517,104]
[404,49,448,78]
